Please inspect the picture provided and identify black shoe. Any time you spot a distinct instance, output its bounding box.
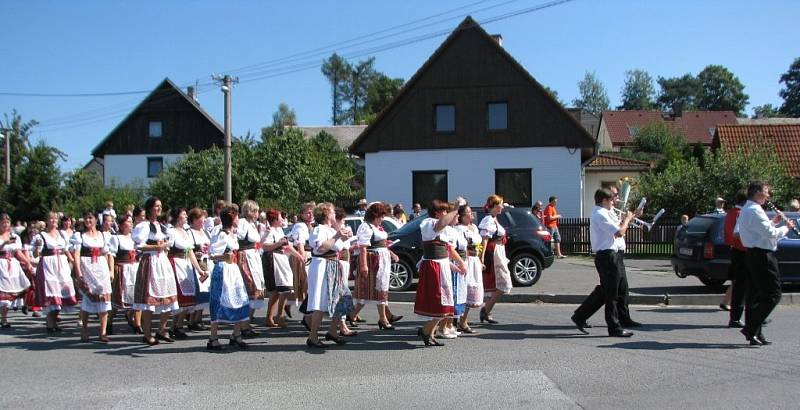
[480,308,498,324]
[719,304,730,311]
[324,333,347,345]
[143,336,159,346]
[740,329,762,346]
[609,329,634,337]
[389,315,404,324]
[284,305,293,318]
[21,306,28,315]
[620,320,642,328]
[133,326,144,335]
[354,316,366,323]
[728,320,744,328]
[345,315,359,329]
[241,328,259,338]
[756,334,772,345]
[155,332,175,343]
[207,339,224,351]
[229,336,249,349]
[762,318,772,326]
[306,338,326,349]
[301,316,311,331]
[170,327,189,340]
[187,322,204,331]
[1,323,11,329]
[570,316,590,335]
[378,321,395,330]
[339,330,358,337]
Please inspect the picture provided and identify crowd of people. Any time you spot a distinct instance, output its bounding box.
[0,194,523,350]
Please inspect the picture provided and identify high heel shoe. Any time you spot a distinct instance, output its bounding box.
[142,336,159,346]
[345,315,360,329]
[301,316,311,331]
[133,326,144,335]
[155,332,175,343]
[324,332,347,345]
[388,315,403,324]
[339,329,358,337]
[207,338,224,351]
[306,338,326,348]
[480,308,499,324]
[229,335,249,349]
[377,321,395,330]
[284,305,293,318]
[457,323,477,334]
[421,331,444,347]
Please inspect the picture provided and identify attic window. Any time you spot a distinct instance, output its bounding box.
[487,102,508,131]
[149,121,163,138]
[708,127,716,137]
[147,157,163,178]
[435,105,455,133]
[627,126,639,137]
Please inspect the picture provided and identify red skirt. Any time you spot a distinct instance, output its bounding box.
[414,259,454,318]
[353,252,388,303]
[482,241,498,292]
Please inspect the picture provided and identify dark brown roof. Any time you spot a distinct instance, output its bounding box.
[601,110,737,146]
[586,154,651,171]
[348,16,595,159]
[713,124,800,177]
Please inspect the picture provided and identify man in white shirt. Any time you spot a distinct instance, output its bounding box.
[609,185,643,328]
[714,197,726,214]
[736,181,795,345]
[571,188,636,337]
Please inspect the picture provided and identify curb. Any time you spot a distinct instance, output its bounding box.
[389,292,800,306]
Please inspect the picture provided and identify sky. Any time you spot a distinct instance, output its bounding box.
[2,0,798,172]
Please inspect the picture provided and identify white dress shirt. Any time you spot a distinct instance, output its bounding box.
[590,206,620,252]
[736,200,788,251]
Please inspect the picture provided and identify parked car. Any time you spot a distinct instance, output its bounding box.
[386,207,555,291]
[343,216,401,236]
[670,212,800,288]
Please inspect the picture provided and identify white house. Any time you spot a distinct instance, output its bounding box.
[349,17,595,217]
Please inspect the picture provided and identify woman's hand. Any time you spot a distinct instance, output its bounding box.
[390,252,399,263]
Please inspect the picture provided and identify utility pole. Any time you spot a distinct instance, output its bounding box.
[0,129,9,186]
[212,74,238,203]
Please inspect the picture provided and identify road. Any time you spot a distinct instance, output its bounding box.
[1,302,799,409]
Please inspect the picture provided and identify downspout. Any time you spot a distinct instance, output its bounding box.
[579,143,600,218]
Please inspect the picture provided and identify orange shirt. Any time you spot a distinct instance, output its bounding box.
[543,204,558,228]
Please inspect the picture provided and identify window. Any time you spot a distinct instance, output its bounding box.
[487,102,508,131]
[412,171,448,208]
[147,157,163,178]
[434,105,455,133]
[495,168,532,207]
[149,121,162,138]
[708,127,716,137]
[627,126,638,137]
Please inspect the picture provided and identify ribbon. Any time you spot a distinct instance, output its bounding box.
[91,247,100,264]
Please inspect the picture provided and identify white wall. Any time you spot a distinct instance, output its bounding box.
[103,154,184,186]
[583,171,645,216]
[365,147,584,217]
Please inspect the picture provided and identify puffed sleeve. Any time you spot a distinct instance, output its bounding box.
[308,226,323,252]
[209,232,229,257]
[69,232,82,252]
[102,233,111,254]
[108,235,120,254]
[236,219,248,240]
[478,216,492,237]
[132,222,149,249]
[356,223,372,246]
[166,226,177,248]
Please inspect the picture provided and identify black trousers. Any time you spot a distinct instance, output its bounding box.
[743,248,781,337]
[616,250,631,322]
[729,248,754,322]
[573,250,623,332]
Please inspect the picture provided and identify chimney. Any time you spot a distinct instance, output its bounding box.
[491,34,503,47]
[187,86,197,102]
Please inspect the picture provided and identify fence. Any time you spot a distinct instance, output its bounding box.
[558,216,681,256]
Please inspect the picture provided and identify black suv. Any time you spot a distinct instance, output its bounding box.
[386,207,555,291]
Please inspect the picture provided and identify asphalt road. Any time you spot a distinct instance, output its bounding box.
[2,302,799,409]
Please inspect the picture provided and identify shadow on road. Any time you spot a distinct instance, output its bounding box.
[598,341,750,350]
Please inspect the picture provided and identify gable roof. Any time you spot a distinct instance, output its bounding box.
[91,78,223,157]
[585,154,651,171]
[349,16,595,160]
[293,125,367,151]
[713,124,800,177]
[601,110,737,146]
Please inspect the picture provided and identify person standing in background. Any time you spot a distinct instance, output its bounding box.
[543,196,565,258]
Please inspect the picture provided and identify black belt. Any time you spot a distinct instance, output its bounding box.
[79,247,103,257]
[312,252,338,261]
[595,249,616,255]
[167,248,190,258]
[41,249,64,256]
[238,240,257,250]
[422,241,448,259]
[115,250,137,263]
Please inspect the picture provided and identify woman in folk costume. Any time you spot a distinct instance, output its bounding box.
[108,214,142,334]
[70,211,114,343]
[303,202,353,348]
[455,204,483,334]
[207,207,250,351]
[287,202,314,318]
[437,203,467,339]
[351,202,401,330]
[166,208,207,339]
[236,200,265,338]
[186,208,211,331]
[0,213,34,328]
[20,224,43,317]
[262,208,302,328]
[132,197,179,346]
[333,207,357,337]
[478,194,512,324]
[414,199,466,346]
[36,212,78,332]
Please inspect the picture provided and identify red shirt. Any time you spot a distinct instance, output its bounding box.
[543,204,558,229]
[723,206,745,251]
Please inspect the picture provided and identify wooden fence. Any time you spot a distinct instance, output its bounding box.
[558,217,681,256]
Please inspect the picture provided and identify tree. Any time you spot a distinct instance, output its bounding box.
[321,53,351,125]
[779,57,800,117]
[657,74,700,114]
[344,57,377,124]
[7,141,63,221]
[543,86,563,105]
[631,121,689,170]
[695,65,749,115]
[619,69,656,110]
[261,102,297,140]
[752,104,780,118]
[60,170,145,218]
[572,71,610,117]
[364,73,404,124]
[0,110,36,183]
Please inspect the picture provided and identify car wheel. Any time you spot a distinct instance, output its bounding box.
[674,266,687,278]
[389,259,414,292]
[699,277,725,289]
[509,253,542,287]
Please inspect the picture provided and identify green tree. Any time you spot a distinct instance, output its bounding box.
[572,71,609,117]
[149,146,225,210]
[321,53,352,125]
[7,141,63,221]
[0,110,35,183]
[543,86,563,105]
[344,57,377,124]
[752,104,780,118]
[695,65,749,115]
[60,170,145,218]
[657,74,700,114]
[631,121,689,170]
[261,102,297,141]
[364,73,404,124]
[779,57,800,117]
[619,69,656,110]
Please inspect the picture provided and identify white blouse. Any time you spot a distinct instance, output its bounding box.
[209,230,239,257]
[356,222,388,247]
[309,225,345,255]
[132,221,168,249]
[40,232,68,251]
[0,234,22,252]
[188,228,211,254]
[262,226,285,246]
[289,222,310,247]
[69,231,110,254]
[478,215,506,238]
[237,219,261,243]
[420,218,453,242]
[108,234,136,254]
[168,227,194,250]
[456,224,482,248]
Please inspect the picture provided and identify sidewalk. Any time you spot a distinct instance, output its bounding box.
[389,256,800,306]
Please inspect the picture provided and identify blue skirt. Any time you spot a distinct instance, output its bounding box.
[209,262,250,323]
[452,270,466,317]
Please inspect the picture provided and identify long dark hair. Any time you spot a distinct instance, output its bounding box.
[144,197,161,219]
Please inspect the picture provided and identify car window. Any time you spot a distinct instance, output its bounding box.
[345,219,361,234]
[381,220,398,233]
[391,212,427,235]
[686,216,717,235]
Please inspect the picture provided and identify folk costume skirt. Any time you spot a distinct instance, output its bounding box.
[264,251,293,294]
[0,256,30,307]
[133,252,179,313]
[482,241,512,294]
[209,261,249,323]
[238,248,265,310]
[353,248,391,305]
[77,255,112,313]
[288,253,308,305]
[35,253,77,312]
[112,261,137,310]
[413,258,454,319]
[169,254,197,310]
[464,255,485,308]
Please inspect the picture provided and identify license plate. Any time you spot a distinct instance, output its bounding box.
[679,247,693,256]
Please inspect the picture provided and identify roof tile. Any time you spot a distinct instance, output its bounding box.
[714,124,800,177]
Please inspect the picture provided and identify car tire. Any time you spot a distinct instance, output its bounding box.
[674,267,687,278]
[389,259,414,292]
[509,253,542,287]
[699,277,725,289]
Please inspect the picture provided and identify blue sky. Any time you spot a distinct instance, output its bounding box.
[2,0,798,171]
